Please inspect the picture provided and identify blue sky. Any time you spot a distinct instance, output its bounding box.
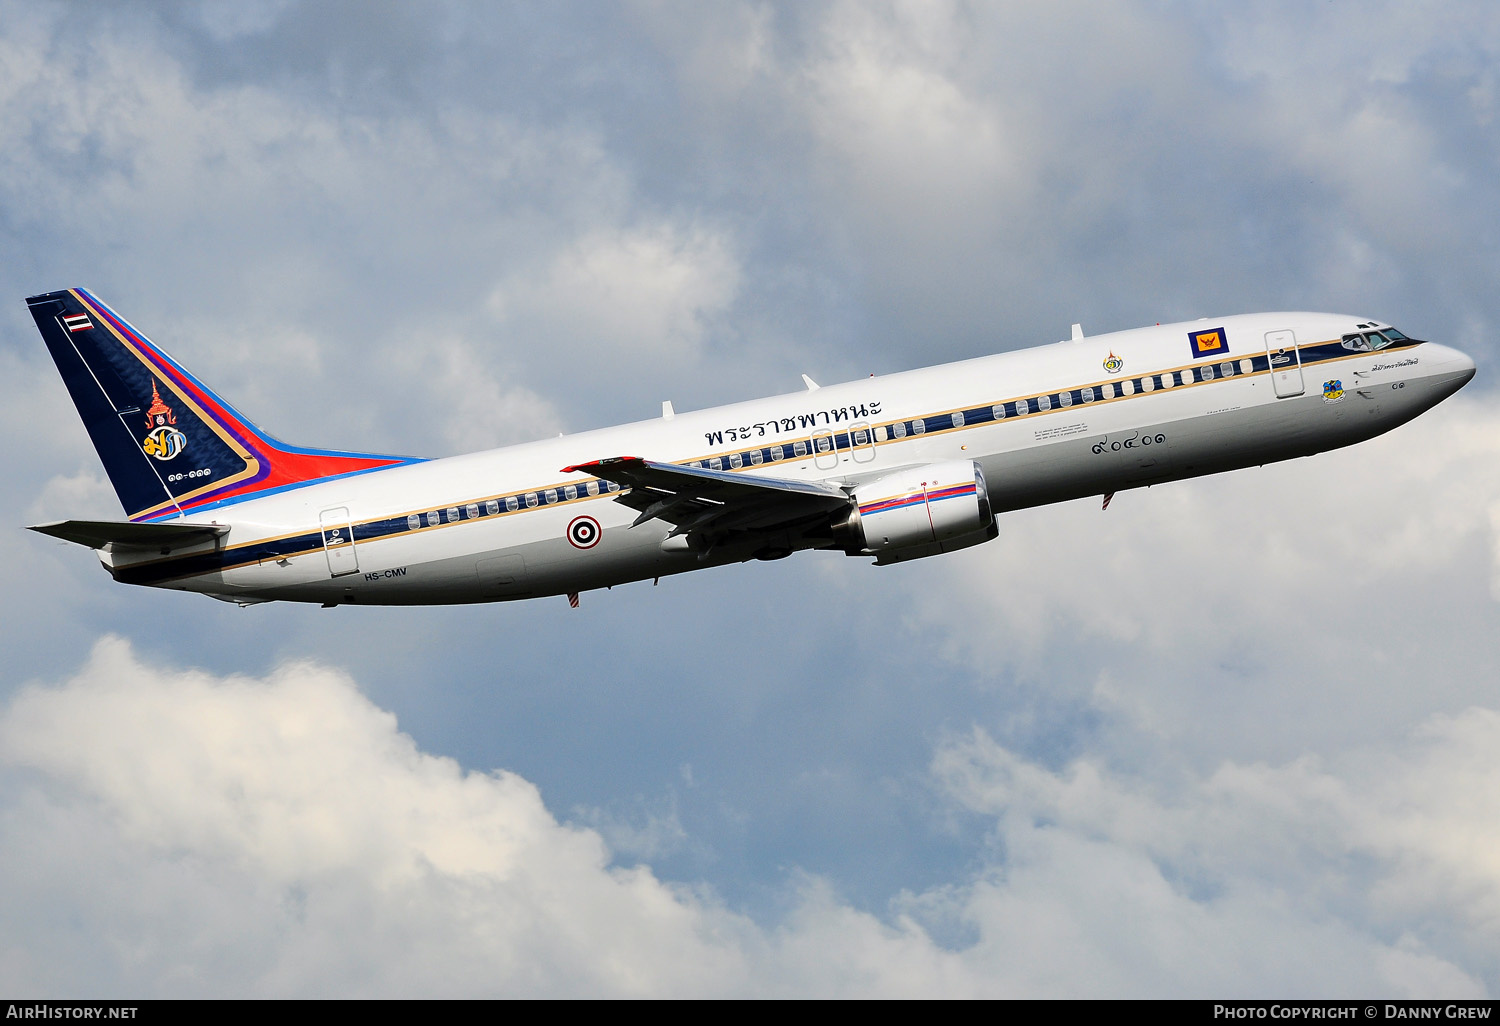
[3,0,1500,996]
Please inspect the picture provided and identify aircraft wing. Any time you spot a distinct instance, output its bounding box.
[561,457,850,539]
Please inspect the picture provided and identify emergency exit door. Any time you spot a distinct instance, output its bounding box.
[319,507,360,577]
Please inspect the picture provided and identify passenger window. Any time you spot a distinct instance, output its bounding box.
[1239,358,1254,375]
[912,419,926,434]
[815,434,832,453]
[1161,372,1176,388]
[564,485,577,501]
[892,421,907,438]
[1121,380,1134,396]
[407,514,421,531]
[750,449,764,465]
[544,489,556,504]
[991,403,1006,420]
[1014,399,1028,416]
[951,411,965,428]
[1220,362,1234,378]
[874,425,888,442]
[853,427,868,445]
[1059,391,1073,408]
[1080,387,1094,403]
[447,507,460,523]
[466,503,479,519]
[486,499,499,516]
[586,481,599,496]
[709,457,723,470]
[1141,376,1154,392]
[793,440,807,456]
[525,492,538,508]
[1037,394,1052,411]
[1201,365,1214,381]
[771,445,785,461]
[506,496,519,512]
[730,453,743,469]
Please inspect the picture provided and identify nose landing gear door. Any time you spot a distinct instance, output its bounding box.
[1265,330,1305,398]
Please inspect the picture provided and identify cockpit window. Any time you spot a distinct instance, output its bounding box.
[1343,327,1414,352]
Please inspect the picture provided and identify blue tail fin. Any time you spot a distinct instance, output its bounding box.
[27,288,423,521]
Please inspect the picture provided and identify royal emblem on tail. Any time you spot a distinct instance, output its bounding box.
[141,381,187,461]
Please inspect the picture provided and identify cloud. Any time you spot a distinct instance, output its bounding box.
[2,636,1496,996]
[485,222,742,390]
[0,637,747,996]
[928,710,1498,997]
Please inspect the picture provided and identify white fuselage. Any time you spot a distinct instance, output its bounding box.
[103,313,1476,605]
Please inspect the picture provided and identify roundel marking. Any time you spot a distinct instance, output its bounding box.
[567,515,602,549]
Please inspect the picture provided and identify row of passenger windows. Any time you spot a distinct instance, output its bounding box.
[693,359,1261,471]
[972,359,1258,424]
[698,439,807,471]
[402,357,1260,534]
[405,478,621,531]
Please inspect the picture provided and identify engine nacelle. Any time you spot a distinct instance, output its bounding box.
[832,460,997,562]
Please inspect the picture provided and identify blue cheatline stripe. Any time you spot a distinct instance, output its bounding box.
[114,338,1415,587]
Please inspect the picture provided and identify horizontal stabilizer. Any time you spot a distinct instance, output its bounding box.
[28,519,229,551]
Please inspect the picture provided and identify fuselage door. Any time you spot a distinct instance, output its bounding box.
[319,506,360,577]
[1265,330,1304,398]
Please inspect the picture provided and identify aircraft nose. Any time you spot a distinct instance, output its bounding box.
[1425,342,1477,386]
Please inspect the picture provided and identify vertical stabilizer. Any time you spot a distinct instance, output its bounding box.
[27,288,422,521]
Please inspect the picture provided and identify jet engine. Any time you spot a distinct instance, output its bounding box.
[832,460,997,564]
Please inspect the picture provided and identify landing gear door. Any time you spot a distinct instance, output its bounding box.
[1265,330,1304,398]
[319,507,360,577]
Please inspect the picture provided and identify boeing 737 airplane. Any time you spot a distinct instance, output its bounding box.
[25,288,1475,607]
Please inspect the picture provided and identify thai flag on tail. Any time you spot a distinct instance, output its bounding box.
[62,313,92,332]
